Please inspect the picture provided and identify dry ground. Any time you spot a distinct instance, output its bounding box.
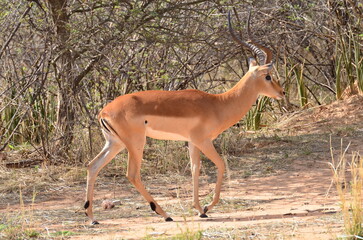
[1,95,363,239]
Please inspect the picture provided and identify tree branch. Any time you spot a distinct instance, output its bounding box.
[0,4,32,59]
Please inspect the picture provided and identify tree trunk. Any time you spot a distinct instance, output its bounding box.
[48,0,75,156]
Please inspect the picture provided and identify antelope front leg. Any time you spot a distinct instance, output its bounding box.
[188,142,205,217]
[85,141,124,225]
[195,140,225,216]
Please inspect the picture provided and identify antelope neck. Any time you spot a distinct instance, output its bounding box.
[216,73,259,132]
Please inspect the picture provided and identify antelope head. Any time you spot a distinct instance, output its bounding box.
[228,11,285,100]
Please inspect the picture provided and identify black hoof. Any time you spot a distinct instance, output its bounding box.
[165,217,173,222]
[199,213,208,218]
[91,221,99,225]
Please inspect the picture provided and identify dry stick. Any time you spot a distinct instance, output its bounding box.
[0,4,32,59]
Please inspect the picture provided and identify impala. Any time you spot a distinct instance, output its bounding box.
[84,11,284,224]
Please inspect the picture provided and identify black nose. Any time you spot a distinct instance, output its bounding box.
[283,91,286,95]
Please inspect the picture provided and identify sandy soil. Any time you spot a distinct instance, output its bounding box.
[1,95,363,239]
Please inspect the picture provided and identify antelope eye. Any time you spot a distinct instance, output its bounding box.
[265,75,272,81]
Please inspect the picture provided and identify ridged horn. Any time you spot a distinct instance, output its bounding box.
[228,11,273,65]
[246,11,273,64]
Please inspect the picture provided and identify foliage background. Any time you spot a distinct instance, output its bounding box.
[0,0,362,164]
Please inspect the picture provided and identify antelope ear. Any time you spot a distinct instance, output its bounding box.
[258,62,273,74]
[248,57,258,69]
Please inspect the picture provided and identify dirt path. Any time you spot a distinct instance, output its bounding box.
[0,152,347,239]
[87,166,342,240]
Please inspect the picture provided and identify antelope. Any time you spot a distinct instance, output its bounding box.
[84,11,284,225]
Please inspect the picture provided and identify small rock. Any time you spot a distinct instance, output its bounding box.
[101,200,115,210]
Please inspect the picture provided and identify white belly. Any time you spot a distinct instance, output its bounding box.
[145,127,190,141]
[144,116,198,141]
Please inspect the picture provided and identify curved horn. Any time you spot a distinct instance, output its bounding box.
[228,11,273,65]
[246,11,273,64]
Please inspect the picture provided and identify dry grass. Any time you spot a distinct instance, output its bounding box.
[329,140,363,239]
